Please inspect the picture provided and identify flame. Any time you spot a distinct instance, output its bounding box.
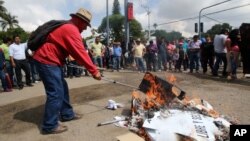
[166,73,176,83]
[141,73,175,110]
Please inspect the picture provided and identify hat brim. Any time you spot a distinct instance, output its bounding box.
[70,13,91,27]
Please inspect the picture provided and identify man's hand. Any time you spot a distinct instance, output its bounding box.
[12,62,16,68]
[92,72,102,80]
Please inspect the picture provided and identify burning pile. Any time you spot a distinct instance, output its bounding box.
[121,72,237,141]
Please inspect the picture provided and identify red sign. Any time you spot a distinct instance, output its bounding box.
[127,2,133,21]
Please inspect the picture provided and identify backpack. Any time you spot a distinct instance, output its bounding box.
[27,20,68,51]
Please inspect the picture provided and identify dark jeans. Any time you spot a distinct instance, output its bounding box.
[176,58,184,70]
[201,55,214,73]
[112,56,121,70]
[0,69,7,90]
[14,59,32,87]
[148,53,157,71]
[189,51,200,72]
[68,61,81,77]
[158,53,167,70]
[135,57,145,72]
[35,61,75,132]
[29,59,40,82]
[5,60,15,85]
[93,56,103,68]
[213,53,227,76]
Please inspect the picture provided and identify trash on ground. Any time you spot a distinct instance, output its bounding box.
[110,72,238,141]
[106,99,124,110]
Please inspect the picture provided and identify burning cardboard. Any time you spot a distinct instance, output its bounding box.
[125,72,234,141]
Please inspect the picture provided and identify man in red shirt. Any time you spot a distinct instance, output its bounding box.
[33,8,101,134]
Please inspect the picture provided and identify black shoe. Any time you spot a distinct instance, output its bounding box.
[27,84,34,87]
[19,85,24,90]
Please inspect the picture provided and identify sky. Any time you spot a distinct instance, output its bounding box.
[3,0,250,38]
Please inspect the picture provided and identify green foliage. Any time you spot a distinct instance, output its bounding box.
[112,0,120,15]
[129,19,143,39]
[152,30,182,41]
[205,23,232,38]
[0,27,29,42]
[98,14,143,42]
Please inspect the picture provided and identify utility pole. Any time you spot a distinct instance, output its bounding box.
[124,0,129,51]
[198,0,232,39]
[106,0,109,46]
[141,4,151,40]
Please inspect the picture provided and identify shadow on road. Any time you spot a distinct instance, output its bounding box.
[13,105,44,128]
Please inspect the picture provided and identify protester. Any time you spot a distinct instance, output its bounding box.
[132,38,146,73]
[32,8,101,134]
[200,35,214,74]
[146,40,158,72]
[225,29,241,79]
[9,35,33,89]
[0,37,15,86]
[212,29,229,76]
[188,35,202,73]
[0,48,11,92]
[240,23,250,77]
[157,38,167,71]
[112,42,122,72]
[90,36,105,68]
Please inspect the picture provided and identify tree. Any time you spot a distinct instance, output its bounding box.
[0,12,19,31]
[98,0,143,42]
[206,23,232,38]
[112,0,120,15]
[0,0,6,16]
[0,27,29,43]
[152,30,182,41]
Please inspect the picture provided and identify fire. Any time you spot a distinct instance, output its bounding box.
[137,72,177,110]
[166,73,176,83]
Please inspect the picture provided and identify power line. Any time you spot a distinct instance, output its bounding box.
[203,15,223,24]
[156,3,250,27]
[204,3,250,16]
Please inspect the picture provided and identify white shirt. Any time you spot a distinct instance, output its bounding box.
[9,43,27,60]
[213,34,227,53]
[189,40,202,49]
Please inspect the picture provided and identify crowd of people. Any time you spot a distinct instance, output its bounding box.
[82,28,249,81]
[0,7,249,135]
[0,27,249,93]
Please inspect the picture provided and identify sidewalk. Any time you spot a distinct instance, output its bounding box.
[0,72,133,141]
[0,75,107,106]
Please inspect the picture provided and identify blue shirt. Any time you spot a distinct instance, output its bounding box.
[113,46,122,57]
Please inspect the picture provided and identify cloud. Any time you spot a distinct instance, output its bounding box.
[2,0,250,38]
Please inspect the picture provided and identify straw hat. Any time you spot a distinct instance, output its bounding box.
[136,38,141,42]
[70,8,92,27]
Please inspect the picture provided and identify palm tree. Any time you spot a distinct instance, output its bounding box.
[0,0,7,15]
[0,12,19,30]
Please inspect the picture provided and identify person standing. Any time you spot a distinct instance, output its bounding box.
[90,36,105,68]
[240,23,250,77]
[188,35,202,73]
[0,48,11,92]
[146,40,158,72]
[9,35,33,89]
[225,29,241,79]
[0,37,15,87]
[200,35,214,74]
[132,38,146,73]
[212,29,229,76]
[112,42,122,72]
[32,8,101,134]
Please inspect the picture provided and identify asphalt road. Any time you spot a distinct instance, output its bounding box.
[0,70,249,141]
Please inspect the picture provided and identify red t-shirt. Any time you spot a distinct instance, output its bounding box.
[33,23,98,75]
